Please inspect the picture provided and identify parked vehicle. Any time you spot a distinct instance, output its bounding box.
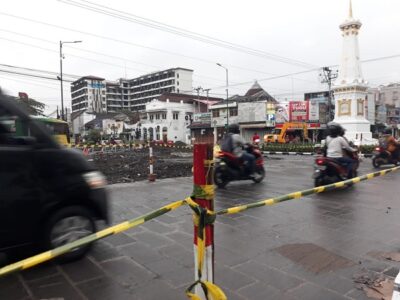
[0,93,109,264]
[313,150,359,187]
[372,146,400,168]
[264,122,310,144]
[214,144,265,188]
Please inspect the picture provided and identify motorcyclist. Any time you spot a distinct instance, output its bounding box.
[326,122,357,178]
[381,128,400,161]
[221,123,256,177]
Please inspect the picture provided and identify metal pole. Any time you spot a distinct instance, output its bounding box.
[192,143,214,299]
[148,146,156,181]
[60,41,64,121]
[59,40,82,121]
[226,68,229,128]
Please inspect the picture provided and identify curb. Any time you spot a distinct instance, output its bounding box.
[263,151,313,156]
[263,151,374,158]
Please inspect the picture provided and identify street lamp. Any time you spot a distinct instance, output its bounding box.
[216,63,229,129]
[60,40,82,121]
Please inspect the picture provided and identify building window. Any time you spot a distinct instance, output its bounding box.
[177,81,179,86]
[162,113,167,119]
[150,115,154,120]
[156,114,160,120]
[173,112,179,120]
[212,110,220,118]
[230,108,238,116]
[177,73,179,79]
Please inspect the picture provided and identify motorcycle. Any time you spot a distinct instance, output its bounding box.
[313,149,359,187]
[214,145,265,188]
[372,146,399,168]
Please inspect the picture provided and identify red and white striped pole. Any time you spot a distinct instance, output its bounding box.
[192,143,214,299]
[148,146,156,182]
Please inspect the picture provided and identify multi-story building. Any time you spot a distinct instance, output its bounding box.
[71,76,107,113]
[368,83,400,128]
[70,68,193,113]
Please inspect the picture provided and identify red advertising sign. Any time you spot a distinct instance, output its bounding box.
[289,101,309,122]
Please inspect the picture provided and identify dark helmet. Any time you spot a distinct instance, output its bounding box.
[384,128,392,135]
[228,123,240,134]
[327,122,343,138]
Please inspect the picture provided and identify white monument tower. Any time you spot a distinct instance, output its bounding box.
[333,0,375,145]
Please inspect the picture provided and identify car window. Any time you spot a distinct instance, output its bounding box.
[0,106,46,146]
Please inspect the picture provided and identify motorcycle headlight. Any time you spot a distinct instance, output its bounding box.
[83,171,107,189]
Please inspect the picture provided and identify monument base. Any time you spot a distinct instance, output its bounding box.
[333,119,378,146]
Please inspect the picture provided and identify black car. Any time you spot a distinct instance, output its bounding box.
[0,92,109,263]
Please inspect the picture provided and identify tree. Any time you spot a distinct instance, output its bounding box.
[86,129,101,144]
[5,94,46,116]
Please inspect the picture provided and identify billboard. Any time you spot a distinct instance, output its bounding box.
[275,102,290,124]
[289,101,309,122]
[266,103,276,127]
[192,112,212,125]
[308,100,319,121]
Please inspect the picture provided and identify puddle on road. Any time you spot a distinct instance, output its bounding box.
[275,243,355,274]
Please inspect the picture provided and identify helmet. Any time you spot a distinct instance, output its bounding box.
[228,123,240,134]
[383,128,392,135]
[327,122,343,138]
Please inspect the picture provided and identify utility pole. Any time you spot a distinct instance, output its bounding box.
[320,67,338,122]
[203,88,211,101]
[216,63,229,129]
[59,40,82,121]
[194,86,203,113]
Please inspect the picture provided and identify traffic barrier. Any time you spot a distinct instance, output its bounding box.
[263,151,314,156]
[1,165,399,299]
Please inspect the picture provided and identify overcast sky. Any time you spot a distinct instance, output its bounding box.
[0,0,399,114]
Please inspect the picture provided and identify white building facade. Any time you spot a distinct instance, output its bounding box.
[138,99,194,144]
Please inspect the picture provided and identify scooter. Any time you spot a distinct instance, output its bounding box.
[372,146,399,168]
[214,145,265,188]
[313,150,359,187]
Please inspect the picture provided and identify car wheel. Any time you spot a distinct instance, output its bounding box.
[43,206,96,263]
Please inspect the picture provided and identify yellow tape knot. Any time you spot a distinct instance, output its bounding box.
[186,280,227,300]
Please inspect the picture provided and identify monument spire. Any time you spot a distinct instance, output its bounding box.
[332,0,374,145]
[349,0,353,19]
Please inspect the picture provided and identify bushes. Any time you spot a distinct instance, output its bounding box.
[262,143,315,153]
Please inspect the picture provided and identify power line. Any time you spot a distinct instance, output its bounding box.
[0,28,235,85]
[59,0,316,69]
[0,69,73,82]
[0,62,79,80]
[0,12,318,83]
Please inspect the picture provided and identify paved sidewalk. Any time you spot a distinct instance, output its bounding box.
[1,157,400,299]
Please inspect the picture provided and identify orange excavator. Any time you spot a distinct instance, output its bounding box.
[264,122,309,143]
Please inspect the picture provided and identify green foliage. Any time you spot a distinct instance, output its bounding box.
[87,129,101,144]
[9,96,46,116]
[262,143,315,153]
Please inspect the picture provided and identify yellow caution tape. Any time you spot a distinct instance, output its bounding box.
[0,165,399,300]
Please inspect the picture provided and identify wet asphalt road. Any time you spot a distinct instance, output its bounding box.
[2,156,400,300]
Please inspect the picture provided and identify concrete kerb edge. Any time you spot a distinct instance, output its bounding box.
[263,151,373,158]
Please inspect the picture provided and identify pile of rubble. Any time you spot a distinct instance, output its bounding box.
[91,147,193,184]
